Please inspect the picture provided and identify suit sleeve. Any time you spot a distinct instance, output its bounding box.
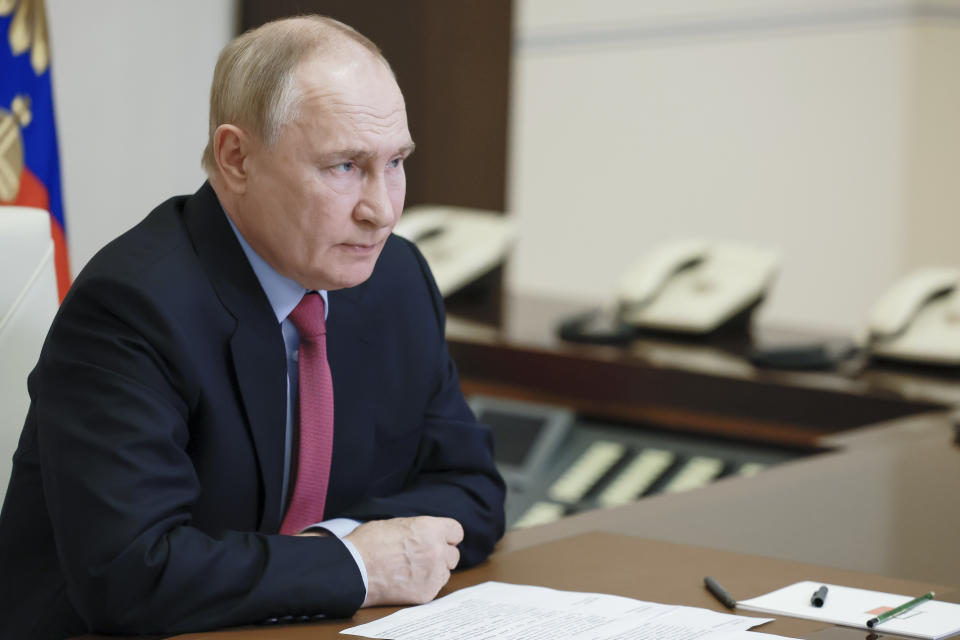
[34,276,365,635]
[337,240,507,568]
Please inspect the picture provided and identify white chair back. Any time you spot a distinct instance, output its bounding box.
[0,207,59,504]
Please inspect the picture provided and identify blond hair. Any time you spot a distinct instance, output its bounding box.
[201,15,389,174]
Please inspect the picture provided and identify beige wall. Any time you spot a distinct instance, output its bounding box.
[905,21,960,271]
[508,0,960,332]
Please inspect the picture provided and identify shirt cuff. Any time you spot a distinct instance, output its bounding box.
[304,518,368,595]
[312,517,362,538]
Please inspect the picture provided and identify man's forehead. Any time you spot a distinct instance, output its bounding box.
[307,91,407,120]
[299,96,411,147]
[296,61,405,121]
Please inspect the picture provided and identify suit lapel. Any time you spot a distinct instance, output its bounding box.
[183,183,287,533]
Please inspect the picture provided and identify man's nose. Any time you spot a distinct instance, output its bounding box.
[354,173,396,228]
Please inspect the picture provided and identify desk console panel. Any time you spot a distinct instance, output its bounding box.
[470,395,820,528]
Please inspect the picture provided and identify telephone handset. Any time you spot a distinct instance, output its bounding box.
[617,239,710,308]
[394,205,515,297]
[559,238,780,343]
[865,267,960,366]
[617,239,779,334]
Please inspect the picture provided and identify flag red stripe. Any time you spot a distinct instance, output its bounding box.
[50,217,70,302]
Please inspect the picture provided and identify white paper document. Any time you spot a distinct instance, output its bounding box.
[738,581,960,640]
[342,581,780,640]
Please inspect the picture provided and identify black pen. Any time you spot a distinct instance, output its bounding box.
[811,585,828,607]
[704,576,737,610]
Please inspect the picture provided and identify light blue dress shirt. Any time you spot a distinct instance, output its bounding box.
[223,211,368,594]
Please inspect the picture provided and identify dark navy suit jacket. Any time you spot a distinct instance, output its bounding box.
[0,183,505,639]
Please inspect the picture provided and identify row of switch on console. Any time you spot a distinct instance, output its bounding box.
[514,441,766,529]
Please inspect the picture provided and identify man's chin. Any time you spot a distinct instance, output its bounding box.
[307,263,379,292]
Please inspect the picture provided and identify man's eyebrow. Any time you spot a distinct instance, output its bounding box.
[316,149,373,164]
[315,143,416,165]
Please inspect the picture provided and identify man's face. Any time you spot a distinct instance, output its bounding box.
[232,50,414,291]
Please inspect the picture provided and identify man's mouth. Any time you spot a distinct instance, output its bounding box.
[339,241,381,254]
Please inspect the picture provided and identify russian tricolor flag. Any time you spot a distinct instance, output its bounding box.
[1,0,70,301]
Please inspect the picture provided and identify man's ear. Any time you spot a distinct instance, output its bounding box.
[213,124,252,194]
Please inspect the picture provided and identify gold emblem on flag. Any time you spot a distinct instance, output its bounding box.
[0,95,32,202]
[1,0,50,75]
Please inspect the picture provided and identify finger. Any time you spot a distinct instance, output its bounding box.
[445,543,460,570]
[439,518,464,545]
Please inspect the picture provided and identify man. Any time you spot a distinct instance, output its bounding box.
[0,15,505,639]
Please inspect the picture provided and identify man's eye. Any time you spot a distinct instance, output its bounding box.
[388,158,403,169]
[334,162,354,173]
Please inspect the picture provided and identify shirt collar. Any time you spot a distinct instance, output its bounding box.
[222,208,328,323]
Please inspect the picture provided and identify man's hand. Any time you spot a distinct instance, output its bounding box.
[345,516,463,607]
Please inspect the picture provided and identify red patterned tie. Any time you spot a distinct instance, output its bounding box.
[279,293,334,535]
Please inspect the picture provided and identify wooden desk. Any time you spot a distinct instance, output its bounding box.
[151,533,959,640]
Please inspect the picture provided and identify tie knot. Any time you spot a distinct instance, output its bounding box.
[289,293,326,340]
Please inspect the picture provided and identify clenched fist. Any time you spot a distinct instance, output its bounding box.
[346,516,464,607]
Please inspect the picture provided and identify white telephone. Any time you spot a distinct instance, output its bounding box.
[394,205,515,297]
[617,239,780,334]
[864,267,960,366]
[559,238,780,344]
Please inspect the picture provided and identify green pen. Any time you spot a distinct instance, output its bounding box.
[866,592,935,628]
